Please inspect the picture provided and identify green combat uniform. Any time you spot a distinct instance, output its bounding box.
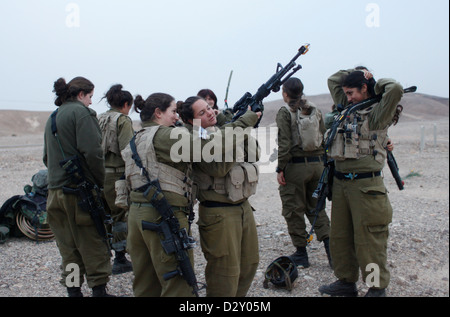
[122,122,203,297]
[98,109,134,273]
[43,101,111,290]
[276,102,331,266]
[326,69,404,291]
[191,111,260,297]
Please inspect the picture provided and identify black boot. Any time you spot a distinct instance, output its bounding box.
[364,288,386,297]
[323,237,333,268]
[319,280,358,297]
[112,251,133,275]
[289,247,310,268]
[92,284,115,297]
[67,287,83,297]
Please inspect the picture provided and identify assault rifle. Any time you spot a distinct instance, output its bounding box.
[307,86,416,243]
[141,180,201,297]
[60,156,113,253]
[129,135,202,297]
[231,44,310,127]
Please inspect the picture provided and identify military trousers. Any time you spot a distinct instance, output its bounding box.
[197,199,259,297]
[279,160,330,248]
[330,175,393,289]
[47,189,112,288]
[127,201,195,297]
[103,171,128,252]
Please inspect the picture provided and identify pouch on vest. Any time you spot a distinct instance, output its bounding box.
[98,112,122,155]
[326,128,345,160]
[297,108,323,151]
[115,179,129,209]
[225,163,259,202]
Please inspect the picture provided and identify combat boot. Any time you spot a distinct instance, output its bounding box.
[289,247,310,268]
[364,288,386,297]
[92,284,115,297]
[112,251,133,275]
[67,287,83,297]
[323,237,333,268]
[319,280,358,297]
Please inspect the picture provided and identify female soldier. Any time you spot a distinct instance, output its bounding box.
[97,84,134,274]
[197,88,233,125]
[319,68,403,297]
[177,97,261,297]
[43,77,114,297]
[275,77,331,268]
[121,92,196,297]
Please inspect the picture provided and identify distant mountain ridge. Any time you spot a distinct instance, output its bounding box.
[0,93,448,136]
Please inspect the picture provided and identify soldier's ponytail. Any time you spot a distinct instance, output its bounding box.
[134,93,175,123]
[282,77,307,111]
[53,77,94,107]
[102,84,134,110]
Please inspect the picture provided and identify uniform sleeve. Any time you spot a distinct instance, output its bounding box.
[76,111,105,187]
[327,69,353,107]
[118,115,135,152]
[370,78,404,130]
[276,107,292,171]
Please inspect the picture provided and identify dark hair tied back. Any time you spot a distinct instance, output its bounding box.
[53,76,94,107]
[102,84,134,109]
[133,93,175,122]
[282,77,306,111]
[177,96,201,124]
[342,69,377,98]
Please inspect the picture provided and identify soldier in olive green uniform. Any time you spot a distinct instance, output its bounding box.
[43,77,113,297]
[98,84,134,274]
[319,68,403,297]
[121,93,196,297]
[276,77,331,268]
[177,97,261,297]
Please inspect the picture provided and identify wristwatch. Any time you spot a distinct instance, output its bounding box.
[276,167,282,173]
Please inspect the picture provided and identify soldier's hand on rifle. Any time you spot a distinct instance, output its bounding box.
[387,138,394,152]
[247,106,262,120]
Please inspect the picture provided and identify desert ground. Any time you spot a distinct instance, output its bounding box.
[0,93,448,298]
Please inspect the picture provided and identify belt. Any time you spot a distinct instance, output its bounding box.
[290,156,322,164]
[105,167,126,174]
[334,171,381,181]
[200,200,243,208]
[131,202,190,212]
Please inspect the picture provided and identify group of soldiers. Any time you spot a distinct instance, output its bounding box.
[43,65,405,297]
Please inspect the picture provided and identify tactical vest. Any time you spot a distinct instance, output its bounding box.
[121,126,193,200]
[98,111,123,155]
[194,162,259,203]
[283,102,323,152]
[326,105,389,164]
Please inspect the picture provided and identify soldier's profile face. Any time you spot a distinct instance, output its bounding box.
[343,85,369,104]
[77,90,94,107]
[191,99,217,128]
[159,101,179,127]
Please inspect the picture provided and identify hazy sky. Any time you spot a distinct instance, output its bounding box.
[0,0,448,119]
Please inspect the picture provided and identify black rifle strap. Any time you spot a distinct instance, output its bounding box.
[129,133,196,233]
[51,109,67,159]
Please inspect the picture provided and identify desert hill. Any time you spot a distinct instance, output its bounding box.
[0,93,448,137]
